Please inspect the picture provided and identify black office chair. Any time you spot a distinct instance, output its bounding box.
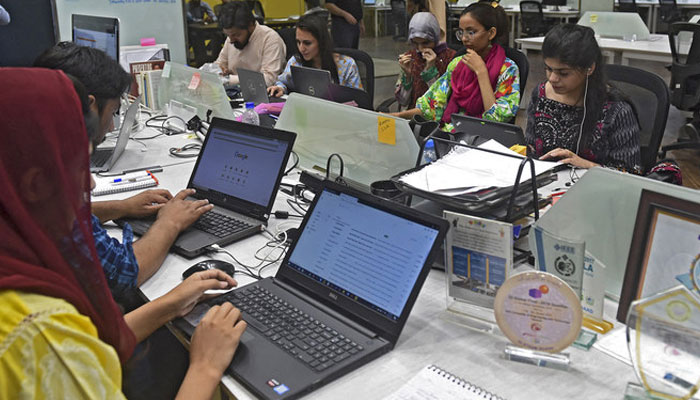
[277,27,297,60]
[660,23,700,158]
[605,65,670,173]
[617,0,638,13]
[335,47,375,104]
[519,1,554,37]
[659,0,683,25]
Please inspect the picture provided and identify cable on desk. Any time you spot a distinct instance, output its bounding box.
[284,151,299,176]
[169,143,202,158]
[325,153,344,180]
[208,236,289,280]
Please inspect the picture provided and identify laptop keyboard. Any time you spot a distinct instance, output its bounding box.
[216,286,364,372]
[91,149,111,167]
[194,211,252,238]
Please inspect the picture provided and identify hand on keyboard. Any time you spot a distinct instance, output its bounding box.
[164,269,238,318]
[156,188,214,232]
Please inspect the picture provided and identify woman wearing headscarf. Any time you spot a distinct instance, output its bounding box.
[0,68,246,399]
[395,12,456,109]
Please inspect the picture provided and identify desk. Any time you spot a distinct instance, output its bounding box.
[448,5,579,48]
[516,34,675,66]
[101,121,641,399]
[616,0,700,33]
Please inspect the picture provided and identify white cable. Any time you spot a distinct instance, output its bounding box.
[575,74,589,155]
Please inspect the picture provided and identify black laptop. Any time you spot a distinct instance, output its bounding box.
[121,118,296,258]
[450,113,525,148]
[176,180,449,399]
[290,65,333,99]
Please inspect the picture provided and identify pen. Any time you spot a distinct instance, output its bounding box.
[109,171,152,183]
[122,165,163,174]
[112,175,155,185]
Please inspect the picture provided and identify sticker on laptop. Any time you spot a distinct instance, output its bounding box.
[273,384,289,395]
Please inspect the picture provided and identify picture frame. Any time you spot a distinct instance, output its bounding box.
[617,190,700,323]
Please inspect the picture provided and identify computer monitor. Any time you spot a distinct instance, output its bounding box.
[72,14,120,61]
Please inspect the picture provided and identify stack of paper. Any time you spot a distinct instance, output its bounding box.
[399,140,559,196]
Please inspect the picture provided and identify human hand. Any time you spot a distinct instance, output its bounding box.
[163,269,238,318]
[189,302,247,380]
[156,188,214,232]
[120,189,173,218]
[461,49,487,75]
[540,148,598,169]
[267,86,285,98]
[421,48,437,68]
[398,53,412,73]
[344,12,358,25]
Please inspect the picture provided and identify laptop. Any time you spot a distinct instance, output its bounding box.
[291,65,333,100]
[175,180,449,399]
[450,113,526,148]
[238,67,285,104]
[121,118,296,258]
[90,96,140,173]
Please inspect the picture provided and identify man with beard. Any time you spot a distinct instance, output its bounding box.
[215,2,286,86]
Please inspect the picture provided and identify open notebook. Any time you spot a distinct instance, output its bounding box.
[384,365,505,400]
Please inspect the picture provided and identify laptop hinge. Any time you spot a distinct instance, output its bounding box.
[273,279,379,340]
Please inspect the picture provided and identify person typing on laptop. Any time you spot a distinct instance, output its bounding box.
[0,67,247,400]
[215,2,286,86]
[267,14,362,98]
[34,43,216,301]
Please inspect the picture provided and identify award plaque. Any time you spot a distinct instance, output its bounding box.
[494,271,583,369]
[625,286,700,400]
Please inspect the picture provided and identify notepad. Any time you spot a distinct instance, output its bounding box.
[91,175,158,196]
[384,365,505,400]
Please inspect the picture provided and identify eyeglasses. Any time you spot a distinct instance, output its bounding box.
[455,29,483,41]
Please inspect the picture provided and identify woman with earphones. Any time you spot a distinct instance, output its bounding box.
[526,24,642,172]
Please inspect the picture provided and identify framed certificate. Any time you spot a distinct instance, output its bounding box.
[617,190,700,323]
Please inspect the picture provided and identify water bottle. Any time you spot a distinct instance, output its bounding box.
[241,102,259,125]
[422,139,437,164]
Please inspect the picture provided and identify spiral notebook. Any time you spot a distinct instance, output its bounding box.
[384,365,505,400]
[91,175,159,196]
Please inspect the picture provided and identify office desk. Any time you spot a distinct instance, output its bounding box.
[516,34,675,66]
[99,123,640,399]
[449,5,579,48]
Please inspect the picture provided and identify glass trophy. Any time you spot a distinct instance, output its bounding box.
[494,270,583,370]
[624,286,700,400]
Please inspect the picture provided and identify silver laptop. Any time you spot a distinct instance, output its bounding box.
[238,67,285,104]
[90,96,140,173]
[175,180,449,399]
[120,118,296,258]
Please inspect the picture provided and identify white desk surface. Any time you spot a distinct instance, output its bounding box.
[517,34,669,54]
[99,119,639,399]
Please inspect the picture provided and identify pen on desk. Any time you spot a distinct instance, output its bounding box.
[112,175,155,185]
[122,165,163,174]
[109,171,152,183]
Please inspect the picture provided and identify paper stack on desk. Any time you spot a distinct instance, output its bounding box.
[399,140,559,196]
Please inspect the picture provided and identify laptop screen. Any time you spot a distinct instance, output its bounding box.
[190,125,290,207]
[287,189,439,321]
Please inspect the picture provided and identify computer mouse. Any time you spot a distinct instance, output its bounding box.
[182,259,236,279]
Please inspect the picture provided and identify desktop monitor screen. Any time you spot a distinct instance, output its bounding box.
[72,14,119,61]
[542,0,567,6]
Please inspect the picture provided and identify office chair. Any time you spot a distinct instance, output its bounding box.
[658,0,683,25]
[617,0,638,13]
[605,65,670,173]
[660,22,700,158]
[335,47,375,104]
[519,1,554,38]
[277,27,297,60]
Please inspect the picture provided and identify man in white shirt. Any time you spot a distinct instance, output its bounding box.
[215,2,286,86]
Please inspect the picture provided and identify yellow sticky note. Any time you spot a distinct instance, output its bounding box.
[377,116,396,146]
[589,14,598,23]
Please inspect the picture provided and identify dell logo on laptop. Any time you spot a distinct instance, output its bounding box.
[328,292,338,300]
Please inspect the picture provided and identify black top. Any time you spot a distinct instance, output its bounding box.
[327,0,363,21]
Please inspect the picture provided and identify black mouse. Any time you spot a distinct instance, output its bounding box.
[182,259,236,279]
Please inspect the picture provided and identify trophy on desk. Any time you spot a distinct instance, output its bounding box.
[624,286,700,400]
